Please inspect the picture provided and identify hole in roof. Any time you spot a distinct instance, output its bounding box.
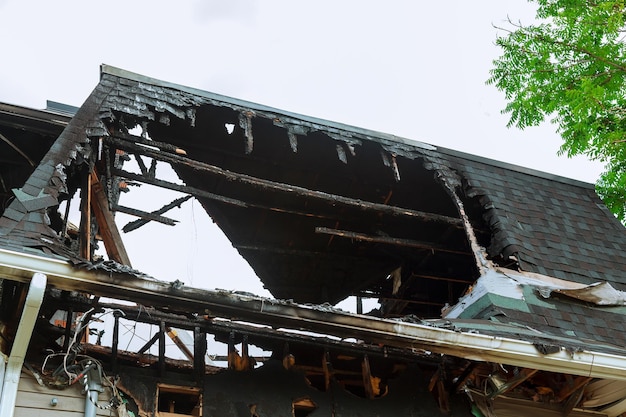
[225,123,235,135]
[292,397,317,417]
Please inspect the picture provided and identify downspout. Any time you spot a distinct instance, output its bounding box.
[84,363,103,417]
[0,272,47,417]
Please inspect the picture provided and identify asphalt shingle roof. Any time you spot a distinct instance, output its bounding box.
[448,155,626,288]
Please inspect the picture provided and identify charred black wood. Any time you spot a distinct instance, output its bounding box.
[115,205,178,228]
[106,139,463,227]
[112,168,247,208]
[113,168,353,221]
[159,321,166,376]
[110,132,187,156]
[122,195,192,232]
[138,332,161,355]
[315,227,470,256]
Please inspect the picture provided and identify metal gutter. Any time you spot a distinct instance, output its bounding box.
[0,272,46,417]
[2,248,626,381]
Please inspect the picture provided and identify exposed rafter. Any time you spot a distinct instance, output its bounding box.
[105,136,464,228]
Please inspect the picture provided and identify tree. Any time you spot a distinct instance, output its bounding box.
[488,0,626,223]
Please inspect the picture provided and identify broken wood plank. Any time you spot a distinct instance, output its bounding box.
[138,332,161,355]
[112,167,247,208]
[323,350,334,391]
[556,376,592,402]
[315,227,470,256]
[0,132,35,166]
[89,171,132,266]
[361,355,375,399]
[85,343,222,374]
[113,168,348,221]
[106,138,463,227]
[121,195,192,232]
[115,205,178,228]
[112,132,187,155]
[409,272,474,284]
[159,321,166,376]
[487,368,539,399]
[194,326,207,382]
[79,173,92,260]
[166,327,194,361]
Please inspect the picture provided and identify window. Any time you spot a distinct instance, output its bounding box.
[156,384,202,417]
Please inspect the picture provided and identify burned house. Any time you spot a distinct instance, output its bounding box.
[0,65,625,417]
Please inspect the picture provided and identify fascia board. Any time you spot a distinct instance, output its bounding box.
[2,247,626,381]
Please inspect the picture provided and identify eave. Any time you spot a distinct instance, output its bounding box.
[2,247,626,382]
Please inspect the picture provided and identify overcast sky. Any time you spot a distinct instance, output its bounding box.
[0,1,606,299]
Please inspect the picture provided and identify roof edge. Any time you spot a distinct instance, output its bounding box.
[100,64,595,190]
[3,246,626,381]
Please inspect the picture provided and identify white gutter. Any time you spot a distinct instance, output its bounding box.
[3,248,626,381]
[0,272,46,417]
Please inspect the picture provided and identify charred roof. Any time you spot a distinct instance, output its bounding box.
[0,65,624,320]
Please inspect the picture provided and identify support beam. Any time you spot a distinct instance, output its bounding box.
[79,174,91,260]
[112,167,247,208]
[166,327,194,361]
[194,327,206,382]
[122,195,192,232]
[89,171,132,266]
[315,227,470,256]
[0,132,35,167]
[115,206,177,228]
[138,332,161,355]
[106,138,463,227]
[113,132,187,156]
[409,273,474,285]
[159,321,166,376]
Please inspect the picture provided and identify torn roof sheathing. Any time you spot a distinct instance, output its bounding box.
[0,64,624,334]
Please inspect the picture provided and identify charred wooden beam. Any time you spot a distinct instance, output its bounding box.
[115,205,178,228]
[106,138,463,227]
[488,368,539,399]
[194,326,206,383]
[315,227,470,256]
[138,332,161,355]
[112,168,247,208]
[112,310,122,374]
[89,171,132,266]
[84,344,222,374]
[556,376,592,402]
[234,245,388,264]
[379,297,445,307]
[166,326,194,361]
[323,350,333,391]
[122,195,192,232]
[113,168,349,222]
[79,172,91,260]
[409,273,474,285]
[452,362,477,393]
[61,308,73,352]
[0,132,35,166]
[362,355,374,399]
[44,295,441,365]
[159,321,166,376]
[112,132,187,156]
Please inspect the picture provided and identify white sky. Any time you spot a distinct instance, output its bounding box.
[0,1,606,301]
